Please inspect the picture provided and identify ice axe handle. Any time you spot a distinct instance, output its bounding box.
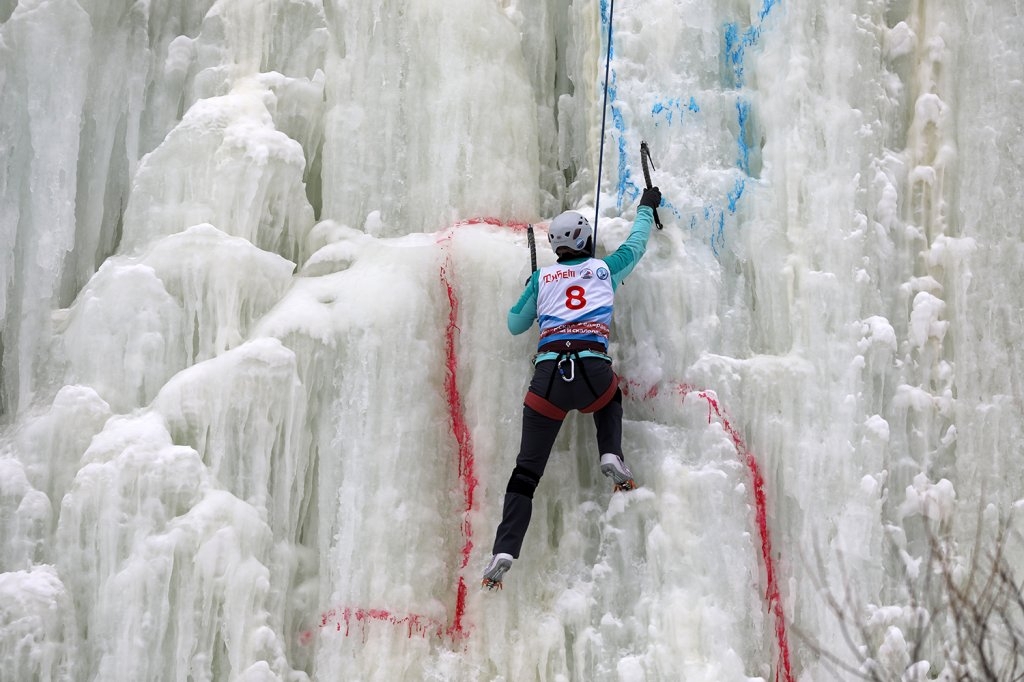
[640,142,663,230]
[526,223,537,283]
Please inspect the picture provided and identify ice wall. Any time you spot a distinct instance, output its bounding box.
[2,0,1024,680]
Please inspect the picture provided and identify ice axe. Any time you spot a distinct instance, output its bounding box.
[640,141,664,230]
[524,223,537,283]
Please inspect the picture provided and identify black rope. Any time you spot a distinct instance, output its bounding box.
[593,0,614,253]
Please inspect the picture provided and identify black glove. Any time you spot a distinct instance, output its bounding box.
[640,186,662,210]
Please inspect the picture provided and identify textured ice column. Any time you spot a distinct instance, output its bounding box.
[191,0,328,86]
[0,0,236,417]
[254,71,327,212]
[142,224,296,363]
[0,393,104,680]
[0,0,91,415]
[136,0,326,155]
[63,0,151,301]
[944,3,1024,510]
[121,82,315,264]
[57,224,297,414]
[941,0,1024,640]
[136,0,218,153]
[732,3,907,672]
[0,565,78,682]
[320,0,540,236]
[56,262,185,414]
[502,2,570,214]
[148,0,329,210]
[187,0,329,197]
[555,0,602,209]
[151,337,312,544]
[8,386,113,552]
[0,458,51,573]
[56,411,308,682]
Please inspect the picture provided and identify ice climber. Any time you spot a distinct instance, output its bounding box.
[482,186,663,590]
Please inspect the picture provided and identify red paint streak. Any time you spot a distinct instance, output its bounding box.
[315,607,446,641]
[452,216,531,231]
[440,255,479,527]
[620,377,662,402]
[622,379,795,682]
[439,248,478,640]
[448,577,470,641]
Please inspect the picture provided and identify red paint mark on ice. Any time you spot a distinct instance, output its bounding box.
[451,216,531,231]
[314,607,447,640]
[620,377,661,402]
[621,379,795,682]
[439,247,477,640]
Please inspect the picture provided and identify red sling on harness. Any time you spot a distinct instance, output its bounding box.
[581,373,619,414]
[523,373,619,421]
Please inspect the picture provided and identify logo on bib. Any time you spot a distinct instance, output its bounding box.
[597,267,610,280]
[542,268,575,284]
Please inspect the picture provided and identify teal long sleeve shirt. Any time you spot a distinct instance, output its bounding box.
[507,205,655,335]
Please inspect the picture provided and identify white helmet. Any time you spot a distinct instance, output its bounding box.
[548,211,593,256]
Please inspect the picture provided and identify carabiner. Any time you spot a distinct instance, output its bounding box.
[557,355,575,382]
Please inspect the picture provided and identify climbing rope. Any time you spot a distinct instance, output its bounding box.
[593,0,615,250]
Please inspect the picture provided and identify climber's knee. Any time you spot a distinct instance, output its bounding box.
[506,466,541,499]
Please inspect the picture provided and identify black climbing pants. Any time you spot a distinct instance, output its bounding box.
[491,356,624,558]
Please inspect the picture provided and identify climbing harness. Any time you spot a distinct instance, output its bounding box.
[524,351,620,421]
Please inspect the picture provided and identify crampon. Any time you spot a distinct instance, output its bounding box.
[613,478,637,493]
[481,577,504,591]
[481,553,513,591]
[601,454,636,493]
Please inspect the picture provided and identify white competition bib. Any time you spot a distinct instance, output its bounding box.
[536,258,614,349]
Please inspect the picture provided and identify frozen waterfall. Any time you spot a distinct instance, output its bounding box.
[2,0,1023,680]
